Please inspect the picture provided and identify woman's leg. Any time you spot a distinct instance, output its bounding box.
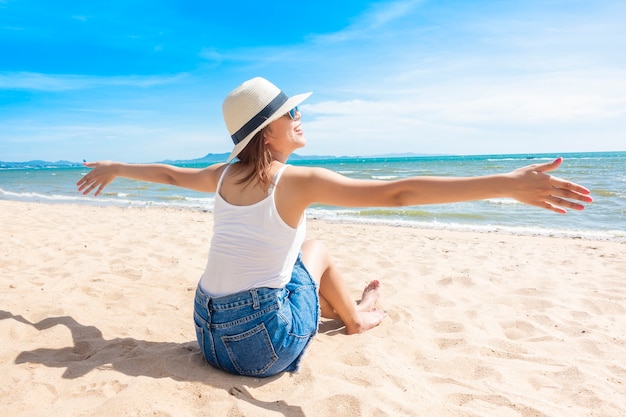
[301,239,385,334]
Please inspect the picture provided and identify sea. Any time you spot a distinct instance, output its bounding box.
[1,151,624,242]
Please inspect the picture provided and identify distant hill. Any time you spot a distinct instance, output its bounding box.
[160,153,231,165]
[160,152,434,165]
[1,152,441,168]
[160,152,342,165]
[0,160,82,168]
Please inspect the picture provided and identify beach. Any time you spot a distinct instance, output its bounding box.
[1,200,625,416]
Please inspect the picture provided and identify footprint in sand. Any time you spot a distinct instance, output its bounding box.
[437,338,466,349]
[340,351,370,367]
[320,394,362,416]
[432,320,466,349]
[437,275,474,287]
[109,259,143,281]
[432,320,464,333]
[72,380,128,398]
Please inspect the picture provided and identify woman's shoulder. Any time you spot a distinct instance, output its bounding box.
[282,165,347,187]
[282,164,332,177]
[279,165,352,200]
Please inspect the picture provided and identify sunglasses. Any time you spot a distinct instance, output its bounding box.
[286,106,299,120]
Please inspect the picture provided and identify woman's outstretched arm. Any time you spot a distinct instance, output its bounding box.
[77,161,225,196]
[288,157,592,214]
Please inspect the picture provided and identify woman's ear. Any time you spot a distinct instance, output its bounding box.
[263,127,272,145]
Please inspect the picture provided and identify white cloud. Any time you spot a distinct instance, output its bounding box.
[308,67,626,126]
[360,0,423,29]
[2,1,624,161]
[299,62,626,156]
[289,1,626,156]
[1,120,222,162]
[308,0,424,44]
[0,72,189,92]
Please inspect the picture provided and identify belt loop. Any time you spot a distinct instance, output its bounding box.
[206,297,212,312]
[251,289,260,310]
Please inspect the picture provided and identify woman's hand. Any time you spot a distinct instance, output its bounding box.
[505,157,592,214]
[76,161,119,196]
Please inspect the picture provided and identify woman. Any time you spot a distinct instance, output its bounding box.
[77,77,592,377]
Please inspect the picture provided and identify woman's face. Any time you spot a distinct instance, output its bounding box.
[264,108,306,155]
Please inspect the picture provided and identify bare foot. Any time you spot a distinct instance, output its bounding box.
[346,280,385,334]
[345,309,386,334]
[357,280,381,312]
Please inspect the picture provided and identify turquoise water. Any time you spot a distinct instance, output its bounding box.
[1,151,624,241]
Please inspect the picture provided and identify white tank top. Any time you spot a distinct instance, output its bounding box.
[199,164,306,297]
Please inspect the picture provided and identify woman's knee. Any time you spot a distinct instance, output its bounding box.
[301,239,331,282]
[301,238,327,256]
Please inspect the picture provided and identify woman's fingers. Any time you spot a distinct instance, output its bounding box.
[512,158,593,213]
[550,176,591,196]
[547,194,586,211]
[78,178,97,195]
[548,176,593,211]
[537,178,592,213]
[509,158,593,213]
[533,156,563,173]
[76,162,112,196]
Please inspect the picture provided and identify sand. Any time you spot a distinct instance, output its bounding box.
[1,200,625,417]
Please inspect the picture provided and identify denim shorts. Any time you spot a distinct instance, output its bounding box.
[193,254,320,377]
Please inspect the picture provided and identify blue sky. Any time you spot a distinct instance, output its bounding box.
[1,0,624,162]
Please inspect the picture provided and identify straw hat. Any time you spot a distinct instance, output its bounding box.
[223,77,312,162]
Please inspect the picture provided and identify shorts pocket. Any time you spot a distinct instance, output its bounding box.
[194,321,205,355]
[194,313,218,367]
[222,323,278,376]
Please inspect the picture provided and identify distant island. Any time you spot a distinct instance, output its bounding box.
[0,159,83,168]
[159,152,438,165]
[1,152,438,168]
[2,151,621,170]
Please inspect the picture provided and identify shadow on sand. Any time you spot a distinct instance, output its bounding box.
[1,310,306,417]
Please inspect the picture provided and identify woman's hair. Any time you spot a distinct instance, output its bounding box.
[235,127,273,186]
